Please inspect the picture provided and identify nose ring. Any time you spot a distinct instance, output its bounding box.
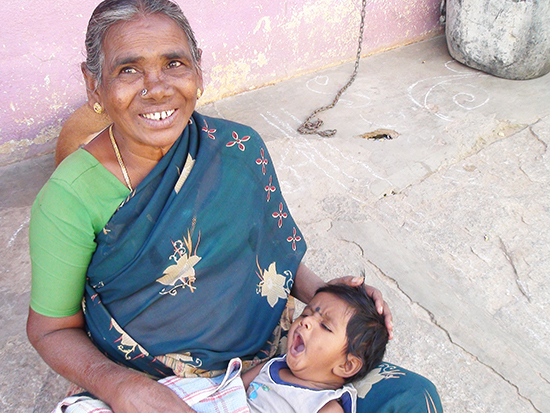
[141,89,148,96]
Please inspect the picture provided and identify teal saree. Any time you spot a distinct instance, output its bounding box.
[84,112,306,377]
[79,112,442,411]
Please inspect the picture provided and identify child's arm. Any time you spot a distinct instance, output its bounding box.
[318,399,345,413]
[241,361,267,389]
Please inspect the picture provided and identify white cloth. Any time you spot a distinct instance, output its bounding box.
[52,358,249,413]
[247,356,357,413]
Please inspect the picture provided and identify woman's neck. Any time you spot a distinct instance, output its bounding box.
[84,128,173,189]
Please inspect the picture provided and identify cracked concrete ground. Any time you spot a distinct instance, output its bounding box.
[1,36,549,412]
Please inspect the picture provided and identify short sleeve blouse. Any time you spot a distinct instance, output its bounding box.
[29,149,129,317]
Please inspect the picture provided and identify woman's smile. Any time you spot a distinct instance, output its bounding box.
[140,109,176,121]
[94,14,202,155]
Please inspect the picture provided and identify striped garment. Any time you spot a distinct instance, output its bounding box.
[52,358,249,413]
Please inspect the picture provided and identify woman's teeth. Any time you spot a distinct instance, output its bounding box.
[141,109,175,121]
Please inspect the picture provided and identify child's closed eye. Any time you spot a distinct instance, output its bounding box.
[321,323,332,332]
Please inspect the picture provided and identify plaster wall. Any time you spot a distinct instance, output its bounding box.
[0,0,442,165]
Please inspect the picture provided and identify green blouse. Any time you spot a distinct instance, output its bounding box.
[29,149,129,317]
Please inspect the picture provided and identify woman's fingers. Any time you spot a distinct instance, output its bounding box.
[363,284,393,339]
[328,277,394,340]
[327,275,363,286]
[364,284,384,313]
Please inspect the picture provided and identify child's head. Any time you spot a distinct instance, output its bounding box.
[317,284,389,382]
[285,284,388,388]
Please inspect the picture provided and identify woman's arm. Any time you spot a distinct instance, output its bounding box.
[56,103,111,165]
[290,263,326,304]
[27,309,195,413]
[291,263,393,339]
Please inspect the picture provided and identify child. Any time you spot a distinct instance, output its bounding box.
[242,284,389,413]
[54,284,388,413]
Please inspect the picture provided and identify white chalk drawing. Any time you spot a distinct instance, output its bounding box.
[306,75,372,108]
[258,109,391,202]
[260,111,296,139]
[408,61,490,121]
[7,216,30,248]
[260,62,489,191]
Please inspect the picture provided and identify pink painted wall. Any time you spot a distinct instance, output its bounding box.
[0,0,442,165]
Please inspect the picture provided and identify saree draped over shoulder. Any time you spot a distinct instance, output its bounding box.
[84,113,306,378]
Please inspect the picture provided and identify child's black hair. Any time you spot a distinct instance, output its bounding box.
[315,284,389,383]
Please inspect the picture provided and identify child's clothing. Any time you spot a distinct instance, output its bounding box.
[247,355,357,413]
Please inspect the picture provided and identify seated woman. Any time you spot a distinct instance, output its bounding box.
[27,1,441,412]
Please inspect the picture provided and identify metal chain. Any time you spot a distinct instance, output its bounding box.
[297,0,367,137]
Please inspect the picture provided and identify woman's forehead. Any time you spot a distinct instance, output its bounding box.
[102,14,191,61]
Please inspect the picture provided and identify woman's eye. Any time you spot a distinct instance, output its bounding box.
[121,67,137,74]
[168,61,182,69]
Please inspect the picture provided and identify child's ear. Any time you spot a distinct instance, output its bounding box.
[335,354,363,379]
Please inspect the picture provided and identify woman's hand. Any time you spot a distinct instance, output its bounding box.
[108,374,195,413]
[328,276,393,339]
[292,264,393,339]
[26,309,195,413]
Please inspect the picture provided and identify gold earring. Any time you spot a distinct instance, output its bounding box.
[93,102,104,114]
[197,89,202,99]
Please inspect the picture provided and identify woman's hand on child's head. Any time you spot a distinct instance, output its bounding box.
[328,277,393,340]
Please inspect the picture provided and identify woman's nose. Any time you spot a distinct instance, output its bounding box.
[143,71,173,99]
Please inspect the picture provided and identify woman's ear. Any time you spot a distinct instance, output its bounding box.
[196,49,204,91]
[81,62,101,107]
[197,48,203,66]
[334,354,363,379]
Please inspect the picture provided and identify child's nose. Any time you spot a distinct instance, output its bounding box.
[302,313,323,330]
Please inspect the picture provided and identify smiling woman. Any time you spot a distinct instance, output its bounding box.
[26,1,439,413]
[83,12,203,187]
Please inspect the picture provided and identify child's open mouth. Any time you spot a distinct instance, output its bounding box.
[291,332,305,354]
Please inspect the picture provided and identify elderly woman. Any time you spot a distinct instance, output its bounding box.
[28,1,440,412]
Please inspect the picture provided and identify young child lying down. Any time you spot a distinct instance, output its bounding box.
[53,285,388,413]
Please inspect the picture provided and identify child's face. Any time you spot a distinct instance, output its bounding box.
[286,292,354,385]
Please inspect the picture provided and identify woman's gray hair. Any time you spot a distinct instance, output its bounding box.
[84,0,201,85]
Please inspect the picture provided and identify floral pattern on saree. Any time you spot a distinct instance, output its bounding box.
[354,363,407,398]
[157,225,202,296]
[84,112,306,377]
[264,175,276,202]
[109,317,150,360]
[225,131,250,151]
[255,148,269,175]
[272,202,288,228]
[256,260,293,308]
[202,119,217,140]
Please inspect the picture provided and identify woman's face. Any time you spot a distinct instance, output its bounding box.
[93,14,202,151]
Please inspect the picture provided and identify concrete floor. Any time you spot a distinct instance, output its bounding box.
[1,36,550,412]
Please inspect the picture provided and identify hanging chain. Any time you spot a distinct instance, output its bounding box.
[297,0,367,137]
